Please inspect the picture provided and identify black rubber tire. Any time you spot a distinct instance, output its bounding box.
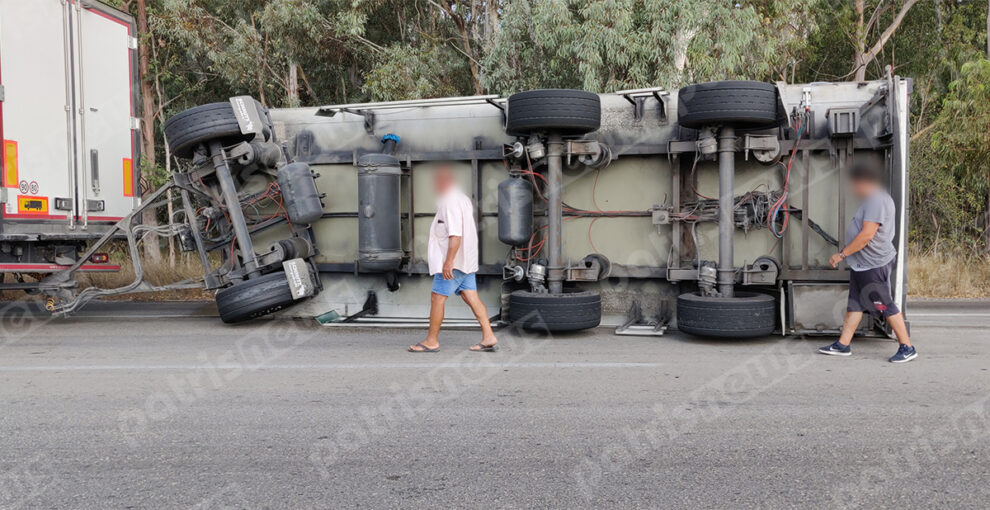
[677,81,783,130]
[508,290,602,332]
[164,102,261,159]
[676,291,777,338]
[506,89,601,136]
[216,271,296,324]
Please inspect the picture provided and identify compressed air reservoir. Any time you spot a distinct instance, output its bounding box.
[497,176,533,246]
[277,162,323,224]
[357,134,404,272]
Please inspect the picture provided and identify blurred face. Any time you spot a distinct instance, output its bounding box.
[849,177,879,199]
[433,165,455,195]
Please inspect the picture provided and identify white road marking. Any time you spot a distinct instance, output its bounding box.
[0,361,663,372]
[909,313,990,318]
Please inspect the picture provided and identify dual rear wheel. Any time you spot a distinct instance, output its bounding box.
[505,83,783,336]
[165,100,298,324]
[504,90,603,332]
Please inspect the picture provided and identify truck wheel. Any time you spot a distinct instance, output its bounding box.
[677,81,783,130]
[676,291,776,338]
[508,290,602,332]
[506,89,601,136]
[216,271,297,324]
[164,100,271,159]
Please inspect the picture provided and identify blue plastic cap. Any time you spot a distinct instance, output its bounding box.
[381,134,401,144]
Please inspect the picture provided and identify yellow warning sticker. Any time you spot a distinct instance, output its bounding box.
[17,195,48,215]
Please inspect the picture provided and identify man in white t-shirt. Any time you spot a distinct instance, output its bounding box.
[408,165,498,353]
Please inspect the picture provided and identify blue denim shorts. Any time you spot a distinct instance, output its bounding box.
[432,270,477,296]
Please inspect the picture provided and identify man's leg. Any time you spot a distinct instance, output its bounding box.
[459,290,498,348]
[818,310,860,356]
[410,292,446,351]
[821,268,866,352]
[425,292,447,346]
[837,310,863,346]
[886,311,917,362]
[862,262,916,361]
[885,312,911,346]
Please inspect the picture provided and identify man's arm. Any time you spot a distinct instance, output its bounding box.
[443,236,461,279]
[440,198,464,279]
[830,221,880,268]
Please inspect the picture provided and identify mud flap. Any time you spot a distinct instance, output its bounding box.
[283,258,317,300]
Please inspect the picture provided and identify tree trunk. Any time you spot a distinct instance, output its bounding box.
[165,134,175,266]
[287,60,299,107]
[437,2,483,95]
[136,0,161,262]
[985,186,990,254]
[851,0,920,81]
[853,0,867,81]
[456,19,483,95]
[672,28,698,86]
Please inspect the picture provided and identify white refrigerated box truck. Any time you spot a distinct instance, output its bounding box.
[0,0,138,278]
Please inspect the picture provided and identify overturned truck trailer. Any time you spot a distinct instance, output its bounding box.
[259,75,910,337]
[41,70,910,338]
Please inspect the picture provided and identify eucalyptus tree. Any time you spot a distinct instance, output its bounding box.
[482,0,813,95]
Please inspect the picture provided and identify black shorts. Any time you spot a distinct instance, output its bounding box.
[847,260,900,317]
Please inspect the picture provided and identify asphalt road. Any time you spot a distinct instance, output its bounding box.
[0,300,988,509]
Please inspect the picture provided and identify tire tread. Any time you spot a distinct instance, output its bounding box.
[506,90,601,136]
[676,291,777,338]
[508,290,601,332]
[216,271,297,324]
[677,81,782,129]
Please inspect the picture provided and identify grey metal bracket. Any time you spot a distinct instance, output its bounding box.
[624,95,648,121]
[617,87,669,124]
[741,256,780,286]
[666,267,699,282]
[653,91,668,124]
[565,253,610,282]
[565,140,612,168]
[615,301,669,336]
[741,134,781,163]
[342,291,379,322]
[858,85,888,117]
[486,97,507,127]
[316,107,376,134]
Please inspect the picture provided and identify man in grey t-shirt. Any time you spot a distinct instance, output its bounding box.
[843,186,897,271]
[818,164,916,363]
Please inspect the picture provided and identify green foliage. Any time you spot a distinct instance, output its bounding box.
[483,0,811,94]
[154,0,341,108]
[140,158,171,191]
[911,59,990,254]
[362,43,468,101]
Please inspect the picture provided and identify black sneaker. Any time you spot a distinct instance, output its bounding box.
[818,341,851,356]
[888,344,918,363]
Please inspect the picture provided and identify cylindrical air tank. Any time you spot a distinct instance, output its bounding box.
[357,135,403,272]
[497,176,533,246]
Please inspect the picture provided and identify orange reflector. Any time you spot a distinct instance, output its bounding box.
[3,140,18,188]
[90,253,110,264]
[123,158,134,197]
